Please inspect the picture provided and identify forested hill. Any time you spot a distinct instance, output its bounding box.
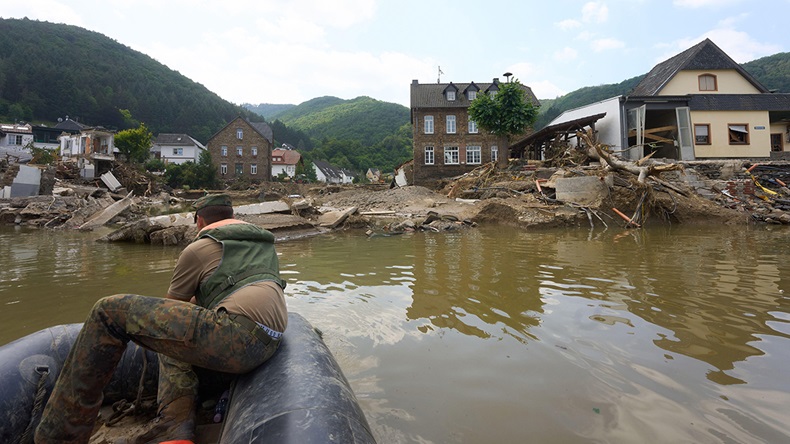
[534,51,790,129]
[0,18,258,142]
[257,96,410,147]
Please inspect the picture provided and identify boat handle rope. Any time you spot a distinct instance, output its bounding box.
[107,350,151,426]
[16,365,50,444]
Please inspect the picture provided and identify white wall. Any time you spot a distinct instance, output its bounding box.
[549,96,623,152]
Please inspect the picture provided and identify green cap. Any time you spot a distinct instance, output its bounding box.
[193,194,232,211]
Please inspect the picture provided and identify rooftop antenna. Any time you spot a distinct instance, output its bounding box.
[503,72,513,82]
[438,66,444,83]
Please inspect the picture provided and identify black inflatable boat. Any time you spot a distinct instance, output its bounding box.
[0,312,376,444]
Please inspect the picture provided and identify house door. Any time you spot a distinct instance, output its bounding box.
[675,107,695,160]
[627,105,645,159]
[771,133,783,152]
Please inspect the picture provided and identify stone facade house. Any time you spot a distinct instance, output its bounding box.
[410,78,539,185]
[207,117,273,182]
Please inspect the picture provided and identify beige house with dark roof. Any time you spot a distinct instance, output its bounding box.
[410,78,539,185]
[538,39,790,161]
[206,117,273,181]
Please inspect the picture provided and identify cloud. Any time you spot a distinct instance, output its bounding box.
[1,0,84,26]
[527,80,567,100]
[591,38,625,52]
[555,19,581,30]
[673,0,743,8]
[553,47,579,62]
[582,2,609,23]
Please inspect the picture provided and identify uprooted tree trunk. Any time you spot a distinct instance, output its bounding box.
[576,128,688,227]
[577,129,683,183]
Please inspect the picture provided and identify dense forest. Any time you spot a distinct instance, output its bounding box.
[0,18,262,143]
[244,96,413,174]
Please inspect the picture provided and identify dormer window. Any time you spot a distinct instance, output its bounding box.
[699,74,717,91]
[444,83,458,102]
[465,82,480,101]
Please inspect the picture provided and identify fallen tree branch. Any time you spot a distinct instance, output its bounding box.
[577,129,683,184]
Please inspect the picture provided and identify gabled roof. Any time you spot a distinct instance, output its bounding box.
[154,133,206,149]
[54,118,87,132]
[313,160,343,180]
[411,79,539,109]
[207,117,273,144]
[631,38,769,96]
[249,121,273,143]
[272,148,301,165]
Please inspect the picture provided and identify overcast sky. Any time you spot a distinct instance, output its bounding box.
[3,0,789,107]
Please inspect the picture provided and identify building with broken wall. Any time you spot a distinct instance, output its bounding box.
[529,39,790,162]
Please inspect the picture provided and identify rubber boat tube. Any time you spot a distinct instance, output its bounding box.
[0,312,375,444]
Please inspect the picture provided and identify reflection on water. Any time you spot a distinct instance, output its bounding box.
[1,224,789,443]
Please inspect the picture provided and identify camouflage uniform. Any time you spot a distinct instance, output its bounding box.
[34,294,279,443]
[35,195,285,444]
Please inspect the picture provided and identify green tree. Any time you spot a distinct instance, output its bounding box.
[194,149,219,189]
[468,79,539,143]
[114,122,153,164]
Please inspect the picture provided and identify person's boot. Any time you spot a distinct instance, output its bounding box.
[117,396,196,444]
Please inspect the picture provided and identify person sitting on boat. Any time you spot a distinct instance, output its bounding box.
[35,194,288,444]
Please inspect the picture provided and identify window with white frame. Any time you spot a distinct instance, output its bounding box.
[468,120,478,134]
[424,146,434,165]
[236,146,243,156]
[424,116,434,134]
[235,163,243,175]
[220,163,228,175]
[251,147,258,156]
[236,129,243,140]
[491,145,498,162]
[447,90,456,101]
[11,135,23,145]
[468,90,477,100]
[466,145,481,164]
[446,115,456,134]
[221,146,228,157]
[251,164,258,175]
[172,148,183,155]
[444,146,459,164]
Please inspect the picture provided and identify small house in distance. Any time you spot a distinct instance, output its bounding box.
[151,134,206,165]
[272,147,302,179]
[313,160,354,184]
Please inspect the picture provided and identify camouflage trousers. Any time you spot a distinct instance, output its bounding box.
[34,294,279,444]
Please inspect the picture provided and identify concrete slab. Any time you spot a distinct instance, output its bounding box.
[554,175,611,206]
[235,201,291,215]
[78,191,135,230]
[10,165,42,197]
[318,206,358,228]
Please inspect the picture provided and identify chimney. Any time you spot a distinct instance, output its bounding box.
[492,78,500,84]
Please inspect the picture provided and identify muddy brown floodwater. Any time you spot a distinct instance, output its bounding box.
[1,223,789,443]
